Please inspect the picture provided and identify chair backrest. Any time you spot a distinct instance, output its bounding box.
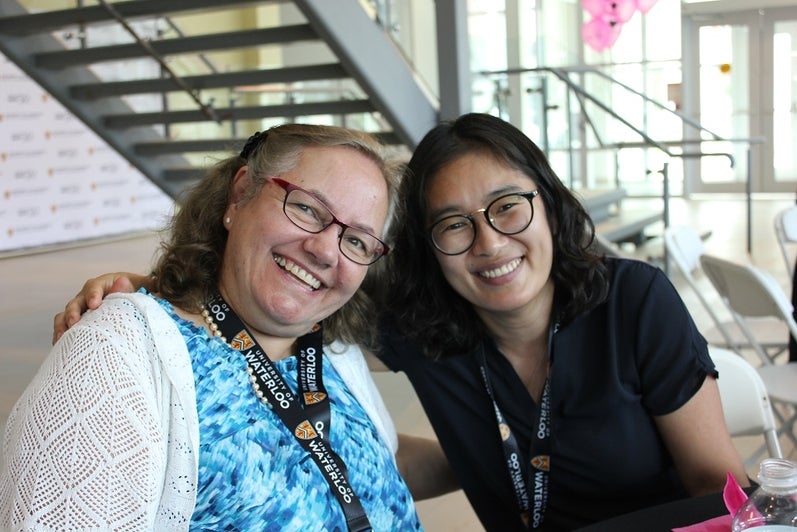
[700,253,797,364]
[664,225,704,276]
[710,346,783,459]
[663,225,733,345]
[774,204,797,277]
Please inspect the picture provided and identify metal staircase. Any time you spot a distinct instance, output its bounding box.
[0,0,437,200]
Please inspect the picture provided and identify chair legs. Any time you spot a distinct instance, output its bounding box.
[757,363,797,452]
[772,402,797,450]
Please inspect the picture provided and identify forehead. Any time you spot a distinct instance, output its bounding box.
[285,145,389,231]
[427,153,534,208]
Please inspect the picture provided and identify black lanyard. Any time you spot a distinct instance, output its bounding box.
[479,324,556,530]
[205,293,371,532]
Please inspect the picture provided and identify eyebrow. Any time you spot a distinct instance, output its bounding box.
[303,184,381,235]
[427,184,527,222]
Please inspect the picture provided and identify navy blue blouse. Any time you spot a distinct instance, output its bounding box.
[378,258,715,531]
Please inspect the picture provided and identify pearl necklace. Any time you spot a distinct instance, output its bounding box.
[201,305,271,408]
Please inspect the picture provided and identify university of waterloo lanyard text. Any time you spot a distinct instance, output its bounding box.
[205,293,371,532]
[478,325,555,530]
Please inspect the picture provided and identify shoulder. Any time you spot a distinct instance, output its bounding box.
[81,291,168,324]
[604,257,673,297]
[65,292,158,343]
[605,256,663,281]
[71,292,189,371]
[325,341,372,382]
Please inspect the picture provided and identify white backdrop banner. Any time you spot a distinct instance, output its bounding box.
[0,52,174,253]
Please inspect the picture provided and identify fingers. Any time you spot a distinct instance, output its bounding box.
[52,291,90,345]
[51,273,139,344]
[52,311,69,345]
[109,276,136,297]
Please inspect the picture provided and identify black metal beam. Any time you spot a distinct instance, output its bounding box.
[134,129,402,155]
[0,0,277,34]
[103,99,375,128]
[71,63,347,99]
[35,25,318,68]
[294,0,437,147]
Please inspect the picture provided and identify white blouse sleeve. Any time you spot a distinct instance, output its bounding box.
[326,341,399,456]
[0,294,197,531]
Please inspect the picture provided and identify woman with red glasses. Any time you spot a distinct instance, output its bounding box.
[0,124,429,531]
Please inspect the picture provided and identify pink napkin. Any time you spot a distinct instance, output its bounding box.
[671,473,749,532]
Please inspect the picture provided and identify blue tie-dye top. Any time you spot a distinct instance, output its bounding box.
[151,295,422,532]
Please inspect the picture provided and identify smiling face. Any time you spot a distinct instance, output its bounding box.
[219,144,389,339]
[425,151,555,321]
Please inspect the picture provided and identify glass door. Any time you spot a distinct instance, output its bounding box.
[682,4,797,194]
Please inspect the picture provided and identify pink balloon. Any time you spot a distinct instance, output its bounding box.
[635,0,657,14]
[582,15,623,51]
[581,0,607,17]
[581,0,637,23]
[606,0,637,23]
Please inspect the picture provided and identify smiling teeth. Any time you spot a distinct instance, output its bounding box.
[479,258,522,279]
[274,256,321,290]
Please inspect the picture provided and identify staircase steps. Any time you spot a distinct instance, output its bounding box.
[103,99,375,128]
[0,0,271,34]
[35,25,318,69]
[0,1,660,245]
[134,130,403,156]
[70,64,347,99]
[0,0,436,200]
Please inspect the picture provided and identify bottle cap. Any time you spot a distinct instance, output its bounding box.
[758,458,797,490]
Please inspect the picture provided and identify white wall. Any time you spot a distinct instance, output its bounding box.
[0,52,174,255]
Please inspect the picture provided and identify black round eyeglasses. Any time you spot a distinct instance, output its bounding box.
[429,190,539,255]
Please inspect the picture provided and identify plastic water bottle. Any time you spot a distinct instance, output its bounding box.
[732,458,797,531]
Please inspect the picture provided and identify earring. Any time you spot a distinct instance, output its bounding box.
[225,217,231,225]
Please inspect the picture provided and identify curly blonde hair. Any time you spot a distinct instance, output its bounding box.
[152,123,401,347]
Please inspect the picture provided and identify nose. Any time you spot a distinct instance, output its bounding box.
[303,223,342,266]
[469,215,503,256]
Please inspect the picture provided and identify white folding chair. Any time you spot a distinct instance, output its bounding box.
[710,346,783,467]
[663,225,787,360]
[774,204,797,278]
[700,253,797,449]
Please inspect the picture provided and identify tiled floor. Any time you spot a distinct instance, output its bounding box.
[1,195,795,531]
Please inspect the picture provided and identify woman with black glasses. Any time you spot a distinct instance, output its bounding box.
[377,112,749,531]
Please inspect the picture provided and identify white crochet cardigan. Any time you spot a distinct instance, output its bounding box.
[0,292,397,531]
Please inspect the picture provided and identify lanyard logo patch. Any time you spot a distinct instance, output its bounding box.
[531,454,550,472]
[294,420,319,440]
[303,391,327,405]
[230,330,255,351]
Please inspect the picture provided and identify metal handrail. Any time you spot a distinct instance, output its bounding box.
[476,65,766,259]
[160,17,218,75]
[97,0,220,123]
[478,65,750,170]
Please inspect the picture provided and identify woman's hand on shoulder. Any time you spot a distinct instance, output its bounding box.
[52,272,150,344]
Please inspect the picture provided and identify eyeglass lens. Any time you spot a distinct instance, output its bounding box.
[283,188,385,265]
[430,191,536,255]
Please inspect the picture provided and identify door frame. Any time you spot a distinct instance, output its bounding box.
[682,3,797,194]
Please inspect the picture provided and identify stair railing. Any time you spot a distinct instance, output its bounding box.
[96,0,219,124]
[476,65,764,255]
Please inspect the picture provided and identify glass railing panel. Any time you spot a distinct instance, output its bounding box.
[364,0,439,102]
